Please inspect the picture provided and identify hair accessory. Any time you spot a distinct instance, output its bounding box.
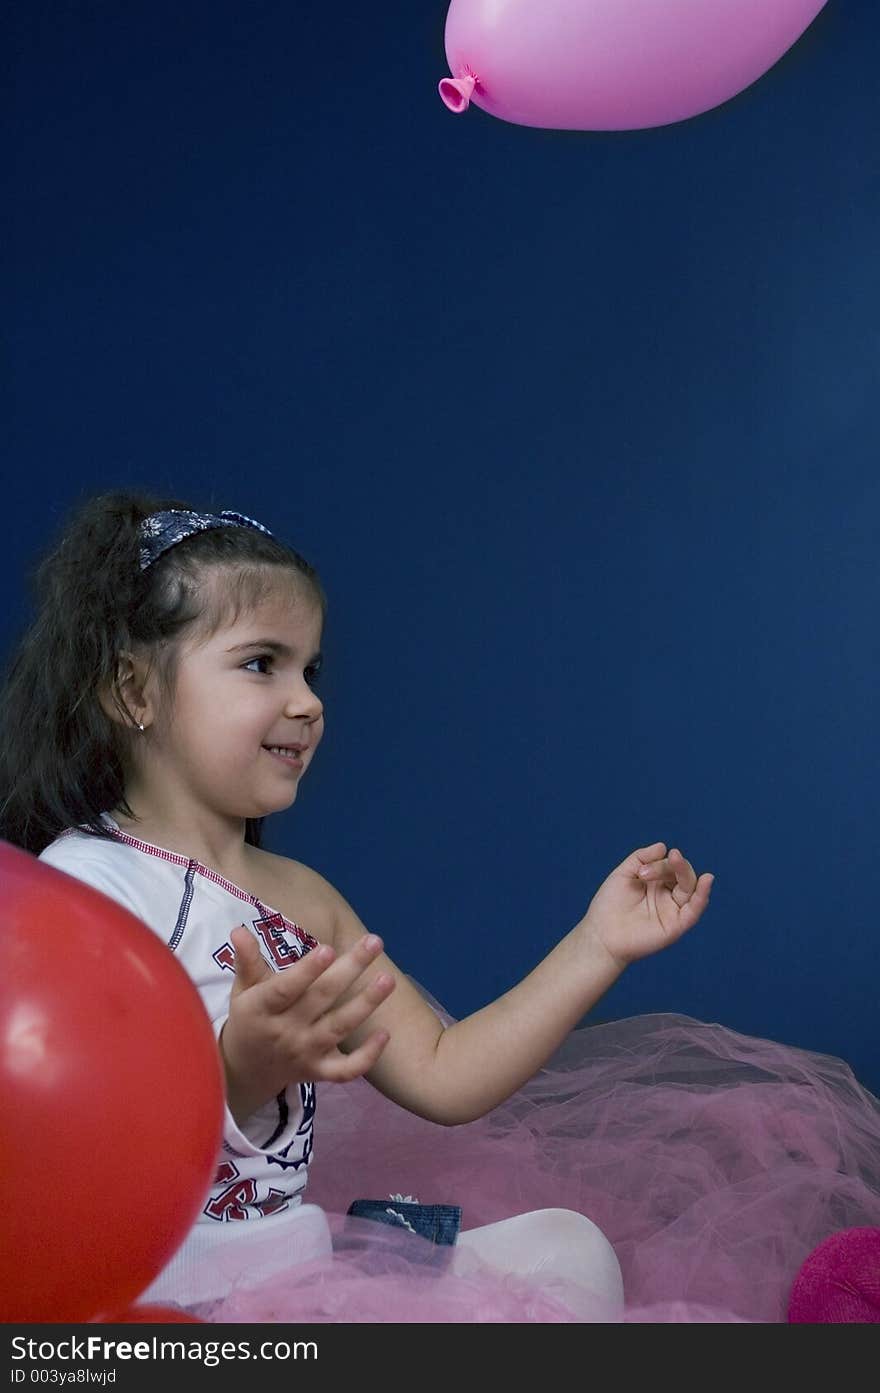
[138,509,275,572]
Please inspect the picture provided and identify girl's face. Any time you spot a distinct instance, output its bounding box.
[144,577,325,822]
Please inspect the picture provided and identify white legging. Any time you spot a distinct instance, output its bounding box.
[454,1208,624,1322]
[142,1202,624,1320]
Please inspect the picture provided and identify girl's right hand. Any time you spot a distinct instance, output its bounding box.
[219,926,395,1125]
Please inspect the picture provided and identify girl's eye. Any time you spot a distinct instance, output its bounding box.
[243,655,273,675]
[243,655,322,687]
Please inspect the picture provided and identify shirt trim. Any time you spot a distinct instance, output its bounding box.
[55,816,317,949]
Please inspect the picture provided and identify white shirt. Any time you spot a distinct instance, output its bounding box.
[39,814,331,1301]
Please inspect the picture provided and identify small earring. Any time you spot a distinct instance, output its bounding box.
[137,721,145,732]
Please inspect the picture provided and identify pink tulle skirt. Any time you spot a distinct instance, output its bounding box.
[195,1013,880,1324]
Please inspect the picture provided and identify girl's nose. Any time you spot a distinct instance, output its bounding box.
[284,679,323,721]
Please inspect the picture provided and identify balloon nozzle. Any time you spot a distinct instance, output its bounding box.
[439,74,476,113]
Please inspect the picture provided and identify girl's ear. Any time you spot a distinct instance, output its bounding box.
[99,651,155,732]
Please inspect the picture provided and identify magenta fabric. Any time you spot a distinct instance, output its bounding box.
[787,1227,880,1323]
[197,1012,880,1323]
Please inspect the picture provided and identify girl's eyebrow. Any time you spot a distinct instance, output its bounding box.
[226,639,323,664]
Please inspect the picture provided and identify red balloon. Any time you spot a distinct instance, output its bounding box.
[0,841,225,1323]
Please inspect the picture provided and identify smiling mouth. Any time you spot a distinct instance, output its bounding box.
[263,745,304,763]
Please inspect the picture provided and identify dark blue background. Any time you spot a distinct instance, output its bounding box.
[5,2,878,1091]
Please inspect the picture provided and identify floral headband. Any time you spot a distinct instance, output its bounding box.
[137,509,275,571]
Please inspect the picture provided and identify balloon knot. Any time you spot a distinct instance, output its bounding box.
[438,74,476,113]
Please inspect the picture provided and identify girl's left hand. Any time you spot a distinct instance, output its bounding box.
[582,843,714,970]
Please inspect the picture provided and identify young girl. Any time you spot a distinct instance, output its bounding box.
[0,488,715,1320]
[9,491,879,1325]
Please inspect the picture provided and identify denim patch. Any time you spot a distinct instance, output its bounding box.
[346,1197,462,1246]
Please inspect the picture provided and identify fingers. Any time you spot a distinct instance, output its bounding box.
[668,848,698,899]
[316,1027,391,1083]
[676,871,715,928]
[259,932,387,1020]
[635,843,666,866]
[256,940,338,1013]
[637,848,712,906]
[230,924,273,995]
[318,968,396,1046]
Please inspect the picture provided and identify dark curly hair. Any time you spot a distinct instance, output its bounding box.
[0,490,326,855]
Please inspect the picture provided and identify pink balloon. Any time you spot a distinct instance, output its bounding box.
[439,0,829,130]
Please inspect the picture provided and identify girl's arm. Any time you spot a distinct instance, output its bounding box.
[324,843,713,1125]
